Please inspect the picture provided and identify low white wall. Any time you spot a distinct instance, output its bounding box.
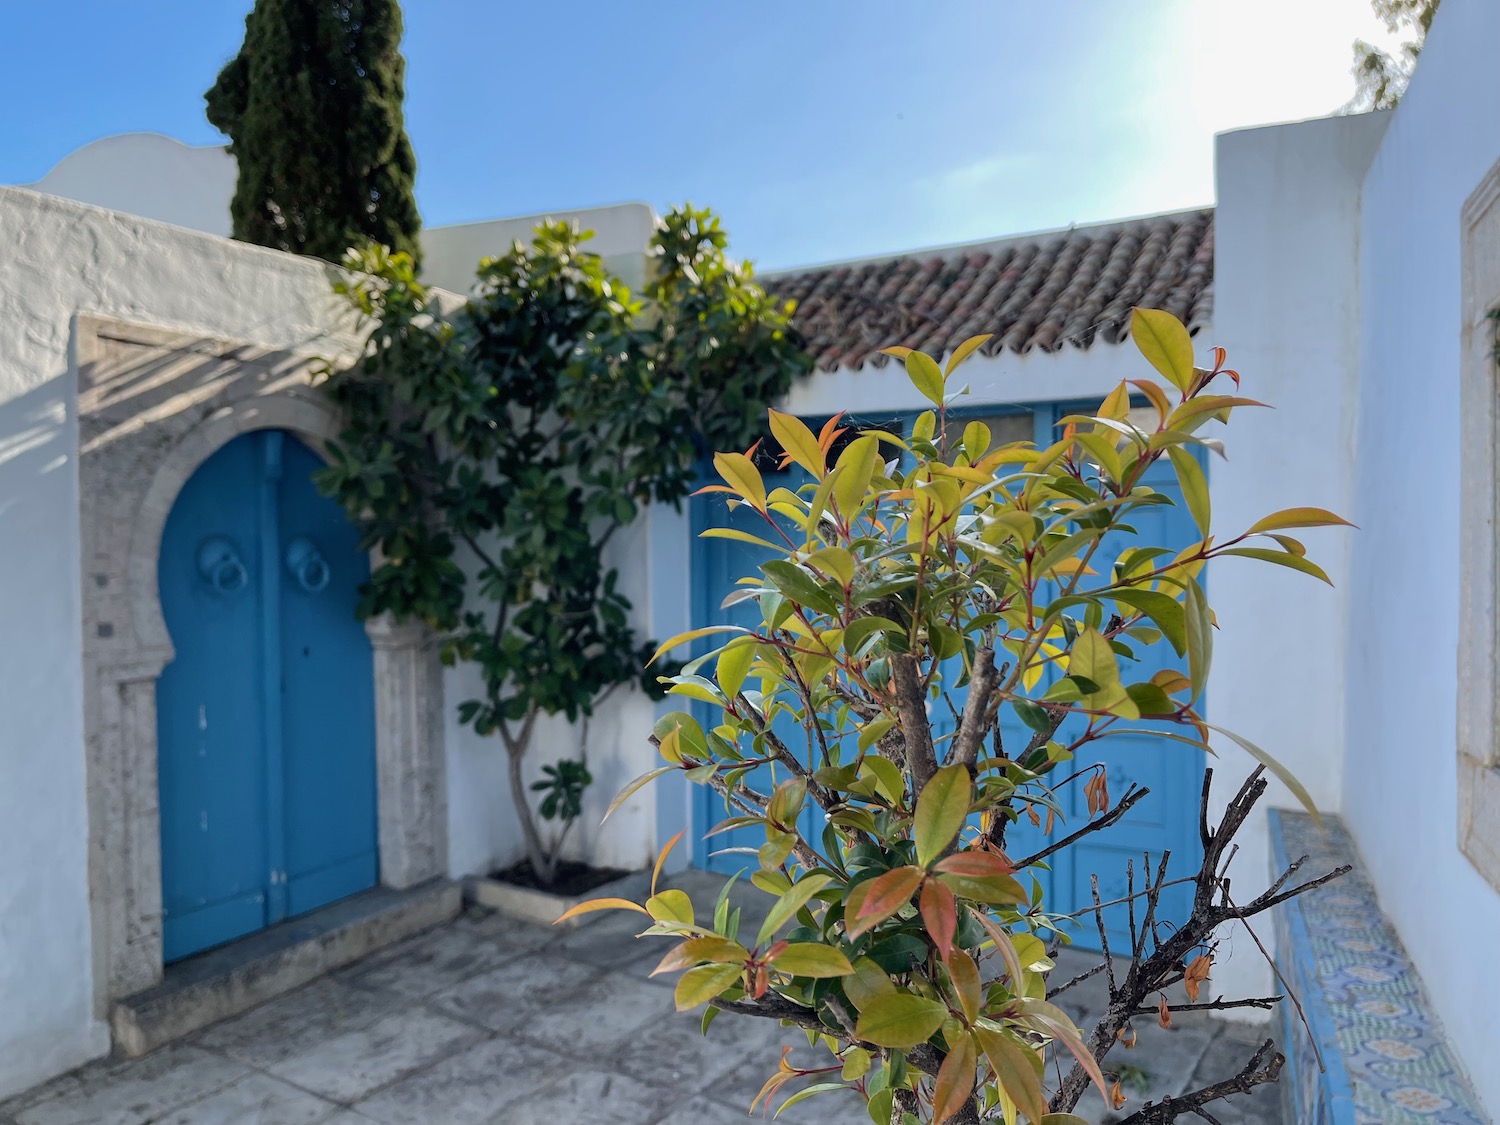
[442,510,666,880]
[1209,112,1390,1005]
[25,134,237,239]
[421,203,657,295]
[0,187,372,1096]
[1346,0,1500,1112]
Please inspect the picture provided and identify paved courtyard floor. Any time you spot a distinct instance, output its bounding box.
[2,872,1283,1124]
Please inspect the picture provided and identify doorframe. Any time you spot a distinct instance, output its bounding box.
[76,316,448,1018]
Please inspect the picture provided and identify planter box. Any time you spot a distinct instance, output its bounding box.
[465,867,653,928]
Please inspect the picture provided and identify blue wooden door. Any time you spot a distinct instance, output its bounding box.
[688,405,1204,952]
[690,466,823,874]
[157,430,377,962]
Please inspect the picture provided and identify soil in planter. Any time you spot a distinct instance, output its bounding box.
[489,858,631,897]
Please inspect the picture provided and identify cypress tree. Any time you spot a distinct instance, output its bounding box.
[206,0,421,263]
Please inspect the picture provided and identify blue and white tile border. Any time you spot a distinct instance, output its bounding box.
[1269,809,1486,1124]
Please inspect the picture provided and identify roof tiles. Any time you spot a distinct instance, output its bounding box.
[765,208,1214,372]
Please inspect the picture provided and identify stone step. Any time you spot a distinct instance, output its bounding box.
[110,879,460,1057]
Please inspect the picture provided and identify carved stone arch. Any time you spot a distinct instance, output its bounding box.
[76,316,446,1015]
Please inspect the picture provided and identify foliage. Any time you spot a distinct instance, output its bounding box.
[565,310,1349,1123]
[314,211,812,885]
[1348,0,1440,110]
[206,0,422,263]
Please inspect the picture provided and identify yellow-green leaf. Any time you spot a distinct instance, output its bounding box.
[603,766,678,823]
[976,1028,1046,1124]
[1069,627,1137,719]
[833,434,881,517]
[1244,506,1354,535]
[1168,446,1210,536]
[844,956,897,1011]
[648,626,750,668]
[914,764,973,868]
[841,1047,872,1081]
[756,873,832,947]
[854,992,948,1048]
[713,450,766,511]
[946,949,982,1023]
[645,888,694,925]
[1217,546,1332,584]
[674,963,742,1011]
[1183,578,1212,705]
[906,350,946,406]
[769,943,855,978]
[715,638,756,699]
[1207,721,1320,825]
[553,897,649,924]
[768,408,826,479]
[944,334,994,376]
[1130,307,1196,392]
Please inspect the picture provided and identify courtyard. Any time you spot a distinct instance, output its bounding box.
[0,872,1281,1125]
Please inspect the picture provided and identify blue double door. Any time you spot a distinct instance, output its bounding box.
[156,430,377,962]
[689,403,1204,950]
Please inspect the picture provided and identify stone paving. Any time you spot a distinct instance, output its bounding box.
[1,872,1283,1124]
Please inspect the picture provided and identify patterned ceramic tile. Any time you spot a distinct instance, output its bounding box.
[1269,811,1487,1125]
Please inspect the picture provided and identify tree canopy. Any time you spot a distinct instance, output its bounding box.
[206,0,421,262]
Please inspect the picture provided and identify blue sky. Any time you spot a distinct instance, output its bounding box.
[1,1,1387,270]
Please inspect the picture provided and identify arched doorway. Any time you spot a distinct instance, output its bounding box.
[155,429,377,960]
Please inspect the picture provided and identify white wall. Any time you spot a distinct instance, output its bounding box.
[421,203,657,294]
[25,134,236,239]
[0,186,381,1096]
[1208,112,1390,1005]
[14,132,656,297]
[1345,0,1500,1112]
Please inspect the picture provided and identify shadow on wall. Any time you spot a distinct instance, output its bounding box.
[0,374,71,518]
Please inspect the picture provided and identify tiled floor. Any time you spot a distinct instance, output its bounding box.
[1,872,1284,1124]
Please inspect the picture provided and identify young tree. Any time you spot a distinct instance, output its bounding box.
[568,312,1349,1123]
[205,0,422,263]
[1348,0,1440,110]
[314,210,812,885]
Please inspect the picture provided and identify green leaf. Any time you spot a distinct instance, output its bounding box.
[648,626,750,668]
[1217,547,1332,584]
[1012,697,1054,733]
[761,560,840,615]
[715,638,756,699]
[674,963,742,1011]
[1069,627,1137,719]
[857,715,896,752]
[944,334,993,375]
[854,993,948,1048]
[1245,506,1353,535]
[913,765,972,868]
[844,616,903,657]
[645,889,694,925]
[1108,588,1187,656]
[699,526,783,551]
[769,943,855,977]
[603,766,677,823]
[1130,307,1195,392]
[1168,446,1210,536]
[756,873,832,947]
[905,350,946,405]
[1183,578,1212,706]
[1207,722,1321,825]
[975,1028,1046,1124]
[774,1083,849,1118]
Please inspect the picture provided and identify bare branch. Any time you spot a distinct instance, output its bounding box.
[951,645,999,770]
[1111,1039,1283,1125]
[1014,786,1151,869]
[891,654,938,790]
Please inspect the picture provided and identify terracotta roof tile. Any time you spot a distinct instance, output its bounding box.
[766,208,1214,372]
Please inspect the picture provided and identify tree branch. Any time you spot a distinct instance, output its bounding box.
[890,654,937,790]
[1111,1039,1283,1125]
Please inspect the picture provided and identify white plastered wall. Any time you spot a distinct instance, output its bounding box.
[0,186,388,1095]
[1208,111,1391,1007]
[1343,0,1500,1112]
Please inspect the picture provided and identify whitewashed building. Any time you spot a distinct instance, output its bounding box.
[2,0,1498,1115]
